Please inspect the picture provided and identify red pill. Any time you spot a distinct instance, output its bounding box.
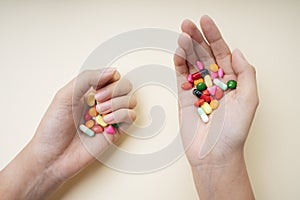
[191,72,202,80]
[215,87,224,100]
[92,125,104,134]
[202,89,210,96]
[84,111,91,121]
[194,99,205,107]
[181,82,193,90]
[200,94,211,103]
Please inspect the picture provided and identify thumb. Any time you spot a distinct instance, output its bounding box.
[231,49,258,102]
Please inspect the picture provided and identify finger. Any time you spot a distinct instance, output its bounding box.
[94,78,132,103]
[173,47,197,108]
[173,47,188,76]
[231,49,258,103]
[177,32,198,73]
[102,109,136,124]
[200,15,233,75]
[96,95,137,114]
[181,19,215,66]
[73,68,120,102]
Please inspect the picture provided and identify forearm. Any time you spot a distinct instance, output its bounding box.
[191,152,254,200]
[0,143,63,200]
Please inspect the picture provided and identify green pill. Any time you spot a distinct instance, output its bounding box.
[196,82,207,91]
[227,80,237,89]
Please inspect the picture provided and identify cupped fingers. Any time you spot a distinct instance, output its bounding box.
[94,78,132,103]
[96,95,137,114]
[102,109,136,124]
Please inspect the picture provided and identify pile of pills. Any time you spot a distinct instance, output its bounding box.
[79,92,118,137]
[181,61,237,123]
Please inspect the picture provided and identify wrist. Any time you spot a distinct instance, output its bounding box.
[190,151,254,199]
[0,142,63,199]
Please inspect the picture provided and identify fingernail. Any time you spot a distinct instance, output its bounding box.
[96,102,110,113]
[103,113,114,123]
[94,90,109,101]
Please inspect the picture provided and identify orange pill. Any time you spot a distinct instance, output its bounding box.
[210,99,219,110]
[209,63,219,72]
[85,120,95,128]
[194,78,204,85]
[88,107,98,117]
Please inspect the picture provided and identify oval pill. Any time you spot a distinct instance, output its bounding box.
[213,78,228,91]
[197,107,209,123]
[210,71,218,79]
[85,119,95,128]
[210,99,219,110]
[196,61,204,70]
[181,82,193,90]
[84,111,91,121]
[95,115,108,127]
[209,63,219,72]
[214,87,224,100]
[188,74,193,83]
[87,92,96,106]
[92,125,104,134]
[218,68,224,78]
[201,102,212,114]
[79,124,95,137]
[88,107,98,117]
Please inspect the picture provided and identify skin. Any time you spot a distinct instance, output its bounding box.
[0,68,137,199]
[174,15,258,199]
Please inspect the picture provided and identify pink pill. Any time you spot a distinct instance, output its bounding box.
[207,85,217,96]
[188,74,193,83]
[210,71,218,79]
[218,68,224,78]
[106,125,115,134]
[196,61,204,70]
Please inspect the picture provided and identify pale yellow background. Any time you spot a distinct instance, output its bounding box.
[1,0,300,199]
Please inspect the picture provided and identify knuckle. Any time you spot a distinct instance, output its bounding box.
[129,96,137,108]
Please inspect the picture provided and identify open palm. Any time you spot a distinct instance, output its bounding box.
[174,16,259,167]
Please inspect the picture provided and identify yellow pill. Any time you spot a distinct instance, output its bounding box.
[96,115,108,127]
[194,78,204,85]
[209,63,219,72]
[210,99,219,110]
[204,75,213,87]
[201,102,212,114]
[87,92,95,106]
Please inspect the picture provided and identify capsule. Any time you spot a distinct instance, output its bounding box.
[204,75,213,87]
[201,102,212,114]
[200,69,209,77]
[193,89,202,98]
[191,72,202,80]
[213,78,228,91]
[197,107,209,123]
[193,78,204,85]
[79,124,95,137]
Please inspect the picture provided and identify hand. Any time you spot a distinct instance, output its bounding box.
[0,68,137,199]
[174,15,258,199]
